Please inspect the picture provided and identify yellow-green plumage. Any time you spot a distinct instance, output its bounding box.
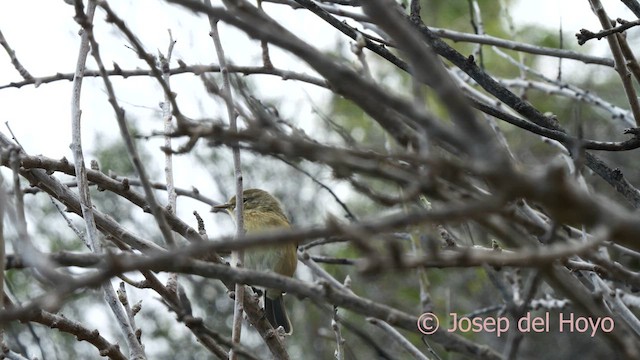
[219,189,297,334]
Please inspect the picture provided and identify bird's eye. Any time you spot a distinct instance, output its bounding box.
[242,197,248,203]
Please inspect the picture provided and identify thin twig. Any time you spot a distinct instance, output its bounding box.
[0,64,328,91]
[621,0,640,18]
[70,1,146,358]
[588,0,640,125]
[205,4,247,359]
[332,307,345,360]
[0,28,33,80]
[76,0,177,251]
[576,18,640,45]
[368,318,430,360]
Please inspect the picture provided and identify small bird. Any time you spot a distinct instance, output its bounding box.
[214,188,297,334]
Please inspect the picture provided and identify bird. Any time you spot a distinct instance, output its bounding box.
[214,188,297,334]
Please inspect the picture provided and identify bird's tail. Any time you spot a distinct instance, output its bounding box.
[264,293,292,334]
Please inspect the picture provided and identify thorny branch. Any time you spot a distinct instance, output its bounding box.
[2,0,640,359]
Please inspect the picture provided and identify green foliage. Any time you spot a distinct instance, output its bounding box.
[92,130,137,176]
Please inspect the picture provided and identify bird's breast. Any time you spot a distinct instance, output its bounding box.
[241,209,297,277]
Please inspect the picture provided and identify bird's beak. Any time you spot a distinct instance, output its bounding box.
[212,203,231,212]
